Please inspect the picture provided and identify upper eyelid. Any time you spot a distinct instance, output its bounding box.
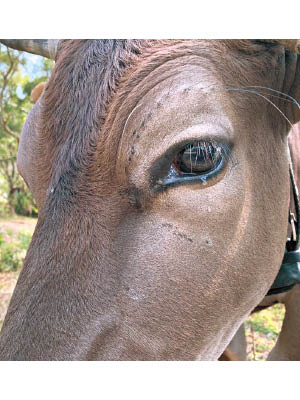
[173,141,229,173]
[146,121,233,158]
[175,142,226,171]
[161,136,231,160]
[170,139,233,164]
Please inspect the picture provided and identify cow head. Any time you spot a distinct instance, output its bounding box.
[1,40,300,360]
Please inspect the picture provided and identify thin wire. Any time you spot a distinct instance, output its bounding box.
[227,88,295,131]
[122,103,143,137]
[243,86,300,109]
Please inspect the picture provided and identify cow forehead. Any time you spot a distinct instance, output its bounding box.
[113,66,234,184]
[20,40,288,207]
[103,51,285,177]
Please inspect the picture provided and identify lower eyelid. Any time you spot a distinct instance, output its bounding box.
[149,139,234,190]
[161,155,227,188]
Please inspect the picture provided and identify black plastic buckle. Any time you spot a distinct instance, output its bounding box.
[266,247,300,296]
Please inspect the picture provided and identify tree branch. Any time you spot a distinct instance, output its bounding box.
[0,47,21,143]
[0,120,20,142]
[7,102,28,114]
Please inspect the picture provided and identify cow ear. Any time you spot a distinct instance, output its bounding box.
[31,82,47,103]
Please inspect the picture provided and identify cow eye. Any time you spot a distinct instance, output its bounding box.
[173,142,222,175]
[150,139,232,191]
[153,140,231,190]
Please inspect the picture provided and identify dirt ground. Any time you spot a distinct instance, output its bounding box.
[0,216,36,235]
[0,217,284,360]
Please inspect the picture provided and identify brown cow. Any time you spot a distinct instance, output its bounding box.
[0,40,300,360]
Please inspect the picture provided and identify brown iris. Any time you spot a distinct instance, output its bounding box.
[173,142,222,175]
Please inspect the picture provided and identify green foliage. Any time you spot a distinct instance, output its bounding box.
[17,231,32,249]
[23,76,45,97]
[245,303,285,360]
[0,241,24,272]
[0,200,11,217]
[0,228,32,272]
[22,59,53,97]
[10,190,38,216]
[5,229,14,237]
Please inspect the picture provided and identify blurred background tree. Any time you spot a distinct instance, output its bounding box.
[0,44,53,216]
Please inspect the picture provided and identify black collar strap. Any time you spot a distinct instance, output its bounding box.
[267,165,300,296]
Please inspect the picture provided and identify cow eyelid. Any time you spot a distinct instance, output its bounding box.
[151,139,233,191]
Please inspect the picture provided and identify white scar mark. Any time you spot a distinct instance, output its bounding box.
[128,288,145,301]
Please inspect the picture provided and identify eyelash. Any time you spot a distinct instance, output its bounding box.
[173,141,224,175]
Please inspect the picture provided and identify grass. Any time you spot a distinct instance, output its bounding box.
[0,224,33,273]
[245,304,285,360]
[0,216,285,359]
[0,216,36,328]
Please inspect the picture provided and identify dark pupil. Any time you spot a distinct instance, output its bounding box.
[175,144,220,174]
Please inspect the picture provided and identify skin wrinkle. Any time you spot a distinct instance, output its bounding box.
[116,78,235,191]
[102,47,230,168]
[115,61,221,173]
[1,40,300,360]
